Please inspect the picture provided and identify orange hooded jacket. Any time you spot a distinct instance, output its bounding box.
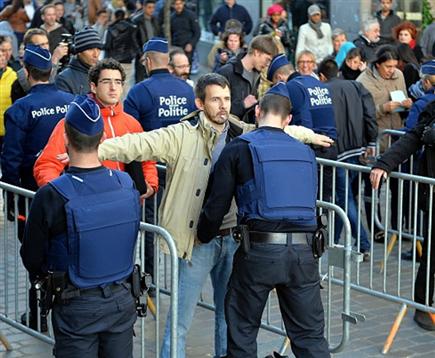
[33,98,158,190]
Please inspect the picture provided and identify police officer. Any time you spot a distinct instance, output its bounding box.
[1,45,74,194]
[124,37,196,131]
[1,45,74,330]
[197,83,330,357]
[20,96,141,357]
[267,52,337,202]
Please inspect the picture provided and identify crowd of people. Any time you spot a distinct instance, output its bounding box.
[1,0,435,357]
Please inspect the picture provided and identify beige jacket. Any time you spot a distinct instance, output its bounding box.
[357,66,407,152]
[99,111,325,260]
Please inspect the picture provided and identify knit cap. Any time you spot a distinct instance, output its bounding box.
[74,27,103,54]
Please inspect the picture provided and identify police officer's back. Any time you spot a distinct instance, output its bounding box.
[20,96,141,357]
[123,37,196,131]
[197,83,330,357]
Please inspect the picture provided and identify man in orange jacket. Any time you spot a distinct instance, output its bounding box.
[34,58,158,196]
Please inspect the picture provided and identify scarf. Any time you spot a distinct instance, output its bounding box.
[340,62,361,81]
[409,39,416,50]
[308,19,324,39]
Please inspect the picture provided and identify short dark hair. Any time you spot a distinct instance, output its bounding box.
[88,58,126,85]
[145,0,156,4]
[53,0,64,7]
[65,121,104,153]
[24,63,51,81]
[0,35,11,46]
[259,93,291,120]
[373,45,399,65]
[23,28,48,46]
[195,73,229,102]
[248,35,278,57]
[222,31,244,49]
[318,58,339,80]
[169,48,186,67]
[114,8,125,20]
[345,47,362,61]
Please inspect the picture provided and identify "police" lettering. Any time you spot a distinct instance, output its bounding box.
[307,87,332,106]
[31,104,69,118]
[159,96,187,106]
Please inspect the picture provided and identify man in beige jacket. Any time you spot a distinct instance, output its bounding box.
[98,73,333,358]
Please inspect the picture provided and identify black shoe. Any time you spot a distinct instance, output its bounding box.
[265,353,289,358]
[373,231,385,243]
[401,249,420,262]
[362,252,371,262]
[414,310,435,331]
[21,312,48,332]
[147,286,156,298]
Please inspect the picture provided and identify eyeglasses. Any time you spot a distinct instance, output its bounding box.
[172,64,190,69]
[98,79,124,86]
[297,60,315,65]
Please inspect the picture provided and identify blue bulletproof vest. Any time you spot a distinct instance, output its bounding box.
[48,168,141,289]
[236,128,318,228]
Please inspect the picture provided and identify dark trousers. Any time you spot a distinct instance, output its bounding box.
[415,211,435,307]
[225,242,330,358]
[314,145,338,203]
[52,284,137,358]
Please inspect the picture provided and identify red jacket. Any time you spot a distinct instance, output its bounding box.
[33,99,158,190]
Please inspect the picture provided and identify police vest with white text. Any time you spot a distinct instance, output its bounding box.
[236,128,318,230]
[124,69,196,131]
[48,168,141,289]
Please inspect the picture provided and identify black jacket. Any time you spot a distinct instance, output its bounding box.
[167,9,200,48]
[375,100,435,175]
[55,57,91,95]
[105,19,139,63]
[217,51,260,123]
[374,100,435,209]
[131,10,160,48]
[327,78,378,160]
[375,10,401,44]
[353,35,379,63]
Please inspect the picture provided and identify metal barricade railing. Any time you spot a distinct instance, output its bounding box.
[155,193,359,355]
[0,182,179,358]
[317,156,435,353]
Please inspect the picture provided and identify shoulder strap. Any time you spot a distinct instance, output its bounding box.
[112,170,133,189]
[49,174,79,201]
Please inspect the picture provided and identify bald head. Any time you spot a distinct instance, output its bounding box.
[144,51,169,73]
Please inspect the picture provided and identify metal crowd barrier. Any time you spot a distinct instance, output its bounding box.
[317,156,435,353]
[0,181,179,358]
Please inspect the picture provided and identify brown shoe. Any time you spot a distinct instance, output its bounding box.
[414,310,435,331]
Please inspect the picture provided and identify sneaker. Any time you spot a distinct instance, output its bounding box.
[373,231,385,243]
[413,310,435,331]
[21,312,48,332]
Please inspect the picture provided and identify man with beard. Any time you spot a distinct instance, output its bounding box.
[98,73,333,358]
[168,48,194,87]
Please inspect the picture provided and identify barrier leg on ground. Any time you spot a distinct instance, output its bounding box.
[379,234,397,273]
[382,303,407,355]
[0,331,12,351]
[277,337,290,356]
[147,296,156,318]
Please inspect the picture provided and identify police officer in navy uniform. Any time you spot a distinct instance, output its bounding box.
[1,45,74,194]
[20,96,141,357]
[1,45,74,330]
[124,37,196,131]
[197,83,330,358]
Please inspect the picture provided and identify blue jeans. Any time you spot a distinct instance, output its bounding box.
[161,234,239,358]
[334,157,370,252]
